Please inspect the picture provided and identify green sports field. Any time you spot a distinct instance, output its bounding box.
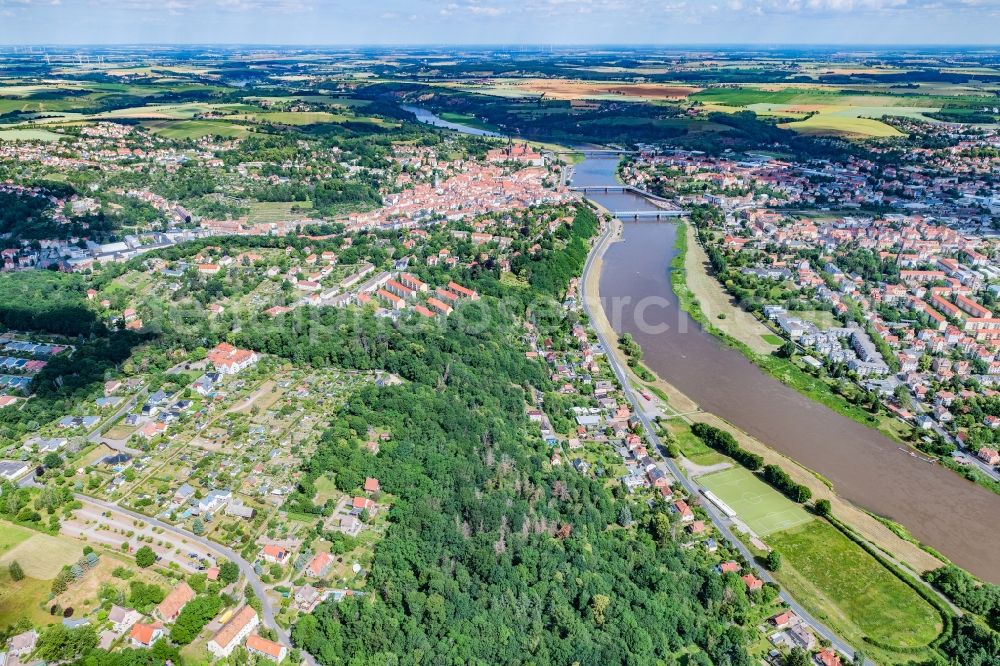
[699,466,812,536]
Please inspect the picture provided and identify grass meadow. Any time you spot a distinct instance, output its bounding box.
[769,520,942,661]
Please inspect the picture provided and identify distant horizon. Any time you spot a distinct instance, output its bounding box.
[3,43,1000,49]
[1,0,998,47]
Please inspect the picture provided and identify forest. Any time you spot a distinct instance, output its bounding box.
[272,206,759,664]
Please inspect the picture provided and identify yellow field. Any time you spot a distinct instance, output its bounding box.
[779,115,904,138]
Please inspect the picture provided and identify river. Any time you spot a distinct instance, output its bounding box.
[400,104,505,137]
[406,106,1000,581]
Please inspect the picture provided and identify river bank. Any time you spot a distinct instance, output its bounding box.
[582,217,945,577]
[402,103,996,581]
[598,221,1000,582]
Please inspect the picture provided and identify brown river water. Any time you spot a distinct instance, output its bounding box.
[598,220,1000,581]
[400,106,1000,581]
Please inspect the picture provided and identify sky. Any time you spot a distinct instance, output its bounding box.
[0,0,998,45]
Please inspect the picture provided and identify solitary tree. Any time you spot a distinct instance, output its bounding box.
[776,341,798,359]
[814,498,832,518]
[219,561,240,585]
[617,505,633,527]
[765,549,782,572]
[135,545,156,568]
[785,648,810,666]
[9,560,24,581]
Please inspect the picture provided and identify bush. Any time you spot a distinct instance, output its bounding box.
[218,561,240,585]
[170,594,223,645]
[764,549,782,572]
[135,546,155,568]
[8,560,24,581]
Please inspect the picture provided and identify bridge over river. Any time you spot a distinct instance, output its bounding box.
[569,184,686,219]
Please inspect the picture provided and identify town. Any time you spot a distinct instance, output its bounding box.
[0,42,999,666]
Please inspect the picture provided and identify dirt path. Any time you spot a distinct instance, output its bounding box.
[683,224,779,354]
[584,216,944,576]
[681,459,732,477]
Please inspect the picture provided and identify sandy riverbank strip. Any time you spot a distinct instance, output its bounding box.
[583,215,944,575]
[682,224,779,355]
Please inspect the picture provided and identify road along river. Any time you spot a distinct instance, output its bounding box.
[406,107,1000,581]
[595,221,1000,582]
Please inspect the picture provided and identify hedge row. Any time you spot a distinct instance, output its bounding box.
[762,464,812,504]
[690,423,763,470]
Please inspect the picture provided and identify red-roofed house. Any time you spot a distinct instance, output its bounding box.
[364,477,380,494]
[130,621,164,648]
[207,342,259,375]
[306,552,334,578]
[814,648,842,666]
[447,281,480,301]
[246,634,288,662]
[741,574,764,591]
[260,544,289,564]
[978,447,1000,466]
[770,610,797,629]
[156,582,195,623]
[208,605,259,658]
[718,561,740,574]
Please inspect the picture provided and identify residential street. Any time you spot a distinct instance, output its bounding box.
[75,494,317,665]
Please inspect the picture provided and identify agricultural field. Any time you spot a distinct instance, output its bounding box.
[692,84,997,137]
[247,200,315,224]
[0,128,63,142]
[140,119,251,140]
[455,78,701,102]
[780,115,905,138]
[94,102,257,120]
[236,110,397,127]
[769,520,943,660]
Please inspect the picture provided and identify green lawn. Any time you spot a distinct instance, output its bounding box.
[0,569,52,627]
[312,474,340,506]
[768,520,942,656]
[699,466,812,536]
[668,421,725,466]
[760,334,783,346]
[0,522,33,555]
[438,112,500,132]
